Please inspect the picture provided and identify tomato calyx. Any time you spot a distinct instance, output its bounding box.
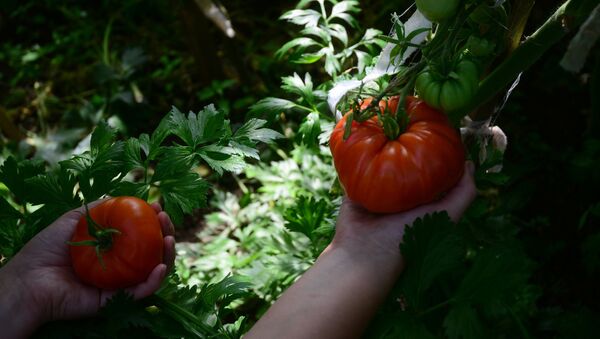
[67,203,121,270]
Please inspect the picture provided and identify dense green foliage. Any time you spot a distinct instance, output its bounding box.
[1,0,599,338]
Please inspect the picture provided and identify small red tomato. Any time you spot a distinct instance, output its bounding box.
[329,96,465,213]
[70,197,164,289]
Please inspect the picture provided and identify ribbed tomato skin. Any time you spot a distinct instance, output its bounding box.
[70,197,164,289]
[329,96,465,213]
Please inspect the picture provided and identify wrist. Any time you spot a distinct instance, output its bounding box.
[0,262,47,338]
[322,239,405,278]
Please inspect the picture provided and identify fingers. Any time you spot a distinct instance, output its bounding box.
[151,202,162,214]
[126,264,167,300]
[428,161,477,222]
[158,211,176,273]
[99,263,169,306]
[158,211,175,237]
[163,236,176,273]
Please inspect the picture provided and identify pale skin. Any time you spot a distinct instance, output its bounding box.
[0,201,176,339]
[245,161,477,339]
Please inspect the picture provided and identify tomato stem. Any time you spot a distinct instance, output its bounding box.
[68,200,122,271]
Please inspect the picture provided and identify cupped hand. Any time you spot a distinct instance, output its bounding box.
[330,161,477,263]
[0,199,176,334]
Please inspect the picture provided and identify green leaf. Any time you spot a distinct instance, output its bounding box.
[293,51,325,64]
[233,118,283,145]
[111,181,151,200]
[25,167,80,208]
[400,213,464,309]
[248,97,298,118]
[159,172,210,226]
[280,9,322,27]
[0,157,45,202]
[90,120,117,154]
[123,138,145,171]
[298,112,322,147]
[281,73,316,103]
[166,105,228,147]
[152,146,196,182]
[327,23,349,46]
[199,151,246,176]
[284,195,328,241]
[444,303,486,339]
[276,37,321,59]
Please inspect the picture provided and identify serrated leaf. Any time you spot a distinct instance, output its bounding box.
[159,172,210,225]
[400,213,464,309]
[152,146,196,182]
[284,195,328,241]
[90,120,117,154]
[123,138,145,171]
[111,181,151,200]
[199,151,246,176]
[281,73,315,103]
[167,105,228,147]
[25,167,79,208]
[198,274,252,307]
[233,119,283,145]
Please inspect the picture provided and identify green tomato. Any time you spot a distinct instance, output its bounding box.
[467,36,496,57]
[415,60,479,113]
[415,0,461,22]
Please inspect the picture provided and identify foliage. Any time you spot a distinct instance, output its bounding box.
[176,145,337,304]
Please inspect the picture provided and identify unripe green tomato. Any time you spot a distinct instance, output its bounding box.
[467,36,496,57]
[415,0,461,22]
[415,60,479,113]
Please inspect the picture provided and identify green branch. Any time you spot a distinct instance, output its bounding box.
[462,0,597,120]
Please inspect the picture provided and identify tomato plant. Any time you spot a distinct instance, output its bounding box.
[70,196,164,290]
[330,96,465,213]
[415,0,460,22]
[415,59,479,114]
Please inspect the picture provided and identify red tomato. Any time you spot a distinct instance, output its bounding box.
[70,197,164,289]
[329,96,465,213]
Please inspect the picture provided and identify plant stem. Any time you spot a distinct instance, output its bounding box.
[462,0,597,121]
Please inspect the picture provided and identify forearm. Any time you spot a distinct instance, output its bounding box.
[245,243,403,339]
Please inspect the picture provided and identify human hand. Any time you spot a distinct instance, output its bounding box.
[0,200,176,339]
[329,161,477,270]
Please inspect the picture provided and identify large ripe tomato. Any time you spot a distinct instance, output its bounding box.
[70,196,164,290]
[329,96,465,213]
